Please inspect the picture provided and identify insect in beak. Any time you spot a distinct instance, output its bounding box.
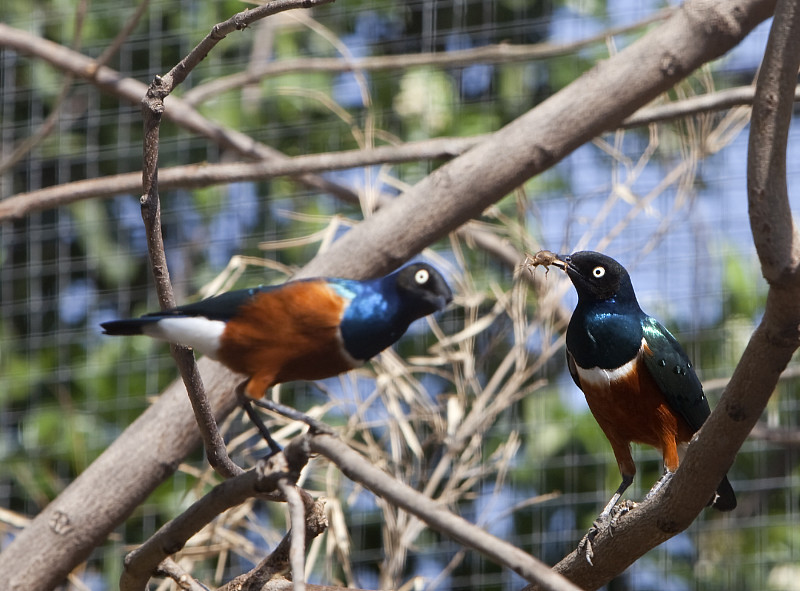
[520,250,568,276]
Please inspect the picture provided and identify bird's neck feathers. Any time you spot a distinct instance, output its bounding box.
[337,276,409,361]
[568,292,646,371]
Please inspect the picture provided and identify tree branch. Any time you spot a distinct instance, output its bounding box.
[140,50,244,479]
[0,0,89,175]
[307,432,581,591]
[278,480,307,591]
[0,136,482,218]
[294,0,776,281]
[120,440,309,591]
[182,10,672,106]
[138,0,337,480]
[621,83,800,128]
[6,77,798,221]
[0,21,359,204]
[154,558,208,591]
[746,0,800,278]
[218,489,327,591]
[0,359,243,591]
[156,0,335,97]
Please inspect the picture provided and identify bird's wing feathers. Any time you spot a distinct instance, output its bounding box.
[566,350,582,389]
[640,317,711,432]
[150,284,281,321]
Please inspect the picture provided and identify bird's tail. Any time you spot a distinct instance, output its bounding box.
[713,475,737,511]
[101,318,159,336]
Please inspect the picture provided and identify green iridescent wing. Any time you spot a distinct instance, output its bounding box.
[640,316,711,432]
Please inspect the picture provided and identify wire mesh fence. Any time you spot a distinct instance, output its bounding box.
[1,0,799,589]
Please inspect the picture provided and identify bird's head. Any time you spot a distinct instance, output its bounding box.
[394,263,453,317]
[560,251,637,304]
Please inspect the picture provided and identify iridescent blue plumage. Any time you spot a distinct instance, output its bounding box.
[333,267,448,361]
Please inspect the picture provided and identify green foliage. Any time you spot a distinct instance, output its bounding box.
[723,247,766,318]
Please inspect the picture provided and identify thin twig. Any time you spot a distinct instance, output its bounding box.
[622,84,800,128]
[249,397,336,437]
[88,0,151,77]
[0,136,481,218]
[137,0,335,479]
[183,9,673,106]
[307,432,582,591]
[154,558,208,591]
[749,423,800,446]
[0,22,361,204]
[121,442,308,591]
[278,481,307,591]
[0,0,89,174]
[218,488,328,591]
[156,0,335,97]
[4,83,798,216]
[0,0,145,174]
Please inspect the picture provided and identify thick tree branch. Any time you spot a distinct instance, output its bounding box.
[296,0,776,280]
[746,2,800,278]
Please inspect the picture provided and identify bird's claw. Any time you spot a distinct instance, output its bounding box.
[577,500,638,565]
[577,513,612,566]
[608,499,637,530]
[577,528,597,565]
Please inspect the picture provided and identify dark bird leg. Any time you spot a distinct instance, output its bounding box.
[238,380,337,459]
[236,381,283,457]
[579,474,635,565]
[249,396,335,437]
[599,474,634,519]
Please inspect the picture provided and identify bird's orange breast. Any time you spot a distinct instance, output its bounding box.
[216,280,358,398]
[578,350,694,472]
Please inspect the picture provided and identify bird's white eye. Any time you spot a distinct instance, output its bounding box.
[592,266,605,278]
[415,269,430,284]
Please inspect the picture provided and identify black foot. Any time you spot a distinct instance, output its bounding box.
[241,398,284,457]
[235,379,336,458]
[578,500,637,565]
